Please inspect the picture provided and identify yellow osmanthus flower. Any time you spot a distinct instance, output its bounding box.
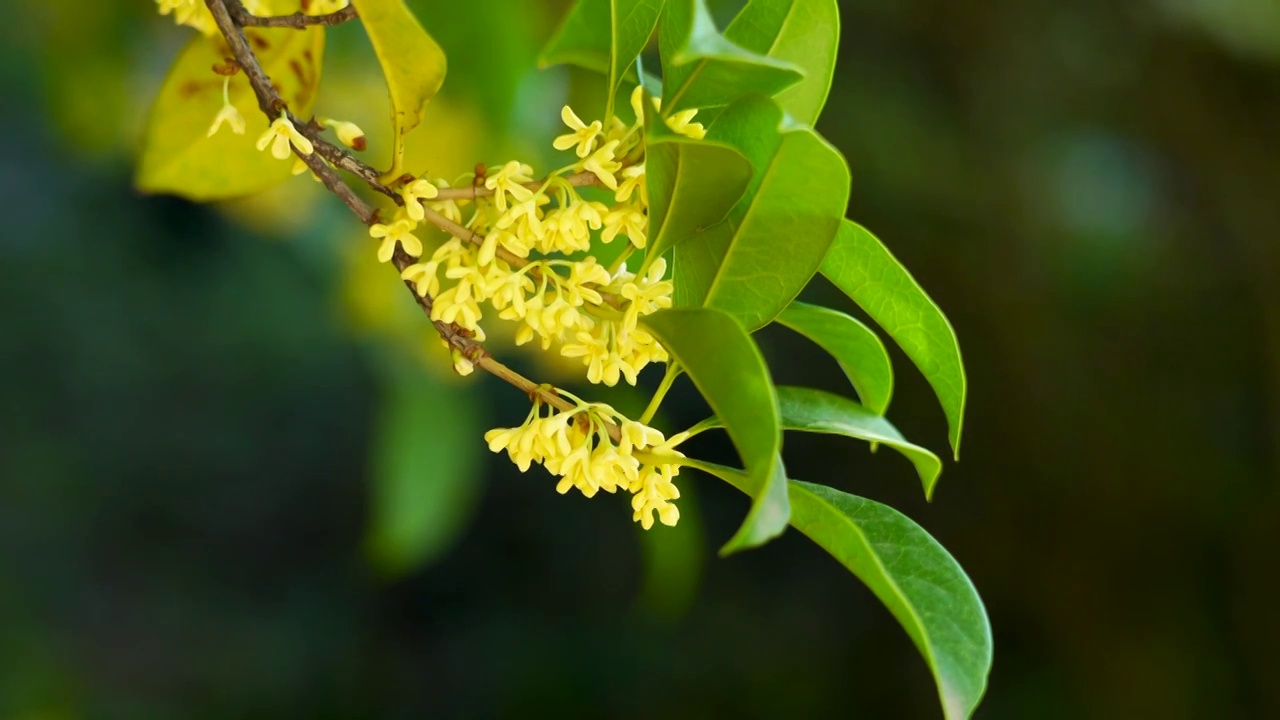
[450,348,476,376]
[484,398,688,528]
[322,118,366,151]
[580,140,622,190]
[400,178,440,222]
[207,78,245,137]
[553,106,603,158]
[155,0,216,35]
[665,109,707,140]
[426,179,466,224]
[156,0,278,35]
[256,113,314,160]
[614,165,646,204]
[602,201,648,248]
[369,210,423,263]
[484,161,535,213]
[628,86,706,139]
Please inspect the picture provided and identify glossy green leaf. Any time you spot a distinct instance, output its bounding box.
[642,308,787,554]
[724,0,839,124]
[136,27,324,200]
[693,461,992,720]
[674,95,849,329]
[365,365,483,577]
[776,302,894,415]
[822,221,967,457]
[658,0,803,114]
[352,0,447,177]
[540,0,665,116]
[779,386,940,498]
[405,0,541,135]
[693,385,939,498]
[643,134,753,273]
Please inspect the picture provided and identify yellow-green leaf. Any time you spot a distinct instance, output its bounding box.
[136,27,325,200]
[352,0,447,178]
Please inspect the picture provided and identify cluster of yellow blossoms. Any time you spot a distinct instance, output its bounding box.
[164,0,704,528]
[485,397,690,529]
[156,0,350,35]
[385,89,703,386]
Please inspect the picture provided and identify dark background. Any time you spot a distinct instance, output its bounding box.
[3,1,1278,718]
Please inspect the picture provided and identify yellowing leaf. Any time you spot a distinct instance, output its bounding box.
[351,0,447,178]
[136,27,325,201]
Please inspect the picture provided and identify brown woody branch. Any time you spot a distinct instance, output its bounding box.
[231,3,358,28]
[204,0,578,416]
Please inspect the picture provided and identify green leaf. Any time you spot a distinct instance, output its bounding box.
[135,27,324,200]
[352,0,447,178]
[658,0,803,115]
[365,365,483,577]
[724,0,840,125]
[822,221,968,458]
[540,0,666,117]
[405,0,540,136]
[642,308,787,554]
[692,385,939,498]
[777,386,941,498]
[674,95,849,329]
[642,134,753,273]
[776,302,894,415]
[694,461,992,720]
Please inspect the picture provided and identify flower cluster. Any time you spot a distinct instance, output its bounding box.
[485,396,689,529]
[392,89,704,386]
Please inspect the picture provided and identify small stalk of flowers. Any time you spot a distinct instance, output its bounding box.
[484,394,690,528]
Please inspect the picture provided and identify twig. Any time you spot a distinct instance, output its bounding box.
[204,0,577,416]
[231,3,358,28]
[433,171,604,200]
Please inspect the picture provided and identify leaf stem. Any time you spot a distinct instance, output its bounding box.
[639,362,681,425]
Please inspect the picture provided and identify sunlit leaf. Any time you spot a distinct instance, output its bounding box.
[643,126,753,273]
[776,302,893,415]
[136,27,324,200]
[351,0,447,177]
[674,95,848,329]
[540,0,665,117]
[694,461,992,720]
[822,221,967,457]
[642,308,787,554]
[365,362,483,576]
[658,0,803,114]
[724,0,840,125]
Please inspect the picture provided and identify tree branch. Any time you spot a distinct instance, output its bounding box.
[203,0,578,417]
[231,3,359,28]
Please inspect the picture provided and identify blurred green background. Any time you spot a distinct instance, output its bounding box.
[3,1,1279,717]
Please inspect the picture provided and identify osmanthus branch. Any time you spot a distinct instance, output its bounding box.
[432,171,603,200]
[231,2,359,28]
[204,0,578,416]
